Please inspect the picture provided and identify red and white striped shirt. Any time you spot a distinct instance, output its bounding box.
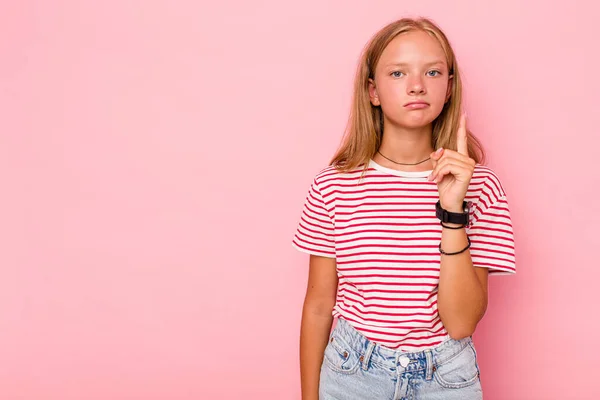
[292,159,516,351]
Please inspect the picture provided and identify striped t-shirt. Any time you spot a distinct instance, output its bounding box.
[292,159,516,351]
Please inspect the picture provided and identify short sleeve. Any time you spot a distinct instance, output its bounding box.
[291,179,336,258]
[467,196,516,275]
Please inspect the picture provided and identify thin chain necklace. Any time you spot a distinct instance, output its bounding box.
[377,150,431,166]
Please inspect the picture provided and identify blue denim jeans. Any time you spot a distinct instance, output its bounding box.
[319,318,483,400]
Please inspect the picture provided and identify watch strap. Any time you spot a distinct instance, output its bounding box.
[435,201,469,225]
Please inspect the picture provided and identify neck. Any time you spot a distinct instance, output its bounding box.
[374,122,435,171]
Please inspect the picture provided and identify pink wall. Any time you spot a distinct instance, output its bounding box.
[1,1,598,399]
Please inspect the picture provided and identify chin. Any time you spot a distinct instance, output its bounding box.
[393,113,437,129]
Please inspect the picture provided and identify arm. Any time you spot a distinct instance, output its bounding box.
[300,254,338,400]
[427,115,490,340]
[436,220,489,339]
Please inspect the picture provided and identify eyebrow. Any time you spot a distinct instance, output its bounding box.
[386,61,446,68]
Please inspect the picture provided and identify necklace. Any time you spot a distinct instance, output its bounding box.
[377,150,431,166]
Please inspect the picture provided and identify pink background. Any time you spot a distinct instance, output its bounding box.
[1,1,598,399]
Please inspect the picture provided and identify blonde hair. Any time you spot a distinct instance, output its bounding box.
[330,17,486,172]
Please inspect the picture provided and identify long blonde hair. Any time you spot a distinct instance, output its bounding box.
[330,17,486,172]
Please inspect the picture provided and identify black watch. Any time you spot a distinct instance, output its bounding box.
[435,201,470,226]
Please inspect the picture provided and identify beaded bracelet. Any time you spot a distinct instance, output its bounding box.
[439,236,471,256]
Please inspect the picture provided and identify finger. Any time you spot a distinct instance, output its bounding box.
[429,147,444,170]
[436,149,474,165]
[432,163,472,183]
[429,158,472,181]
[457,113,468,156]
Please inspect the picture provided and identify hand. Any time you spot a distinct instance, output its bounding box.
[427,113,475,212]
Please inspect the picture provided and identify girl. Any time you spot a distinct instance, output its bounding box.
[292,17,516,400]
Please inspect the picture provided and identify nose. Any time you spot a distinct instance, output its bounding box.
[407,76,426,95]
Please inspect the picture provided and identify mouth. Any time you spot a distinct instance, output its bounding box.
[404,101,430,108]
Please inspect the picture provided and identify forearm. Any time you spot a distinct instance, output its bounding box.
[437,223,487,339]
[300,304,334,400]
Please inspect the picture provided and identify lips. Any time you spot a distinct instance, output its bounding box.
[404,101,429,107]
[404,101,429,109]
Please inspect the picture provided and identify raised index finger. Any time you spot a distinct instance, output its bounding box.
[457,113,468,156]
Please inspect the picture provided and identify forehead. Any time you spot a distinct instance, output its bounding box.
[378,30,447,67]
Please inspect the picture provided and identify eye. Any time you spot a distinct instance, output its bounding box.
[427,70,442,77]
[391,71,404,78]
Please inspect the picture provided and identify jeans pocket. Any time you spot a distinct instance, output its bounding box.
[433,341,480,389]
[322,334,360,375]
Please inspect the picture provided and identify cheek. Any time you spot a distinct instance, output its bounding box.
[376,83,405,108]
[429,82,449,103]
[427,83,450,111]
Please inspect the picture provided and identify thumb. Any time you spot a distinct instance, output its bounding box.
[430,147,444,160]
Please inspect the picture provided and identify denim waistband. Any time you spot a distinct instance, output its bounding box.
[332,317,474,374]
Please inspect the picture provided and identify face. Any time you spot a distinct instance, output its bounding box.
[368,30,453,129]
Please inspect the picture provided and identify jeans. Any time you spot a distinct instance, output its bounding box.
[319,318,483,400]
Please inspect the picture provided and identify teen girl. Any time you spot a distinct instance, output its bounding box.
[292,17,516,400]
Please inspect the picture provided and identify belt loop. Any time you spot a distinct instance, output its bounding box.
[361,341,375,371]
[425,349,434,381]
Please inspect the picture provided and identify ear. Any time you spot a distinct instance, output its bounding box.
[368,78,380,106]
[445,75,454,103]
